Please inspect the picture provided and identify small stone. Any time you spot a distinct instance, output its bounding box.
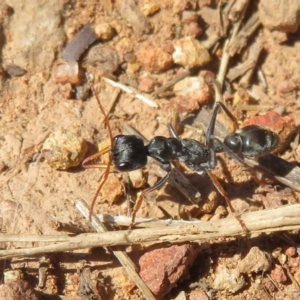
[126,62,140,74]
[183,22,203,38]
[189,290,209,300]
[116,37,134,61]
[173,0,197,14]
[284,247,297,257]
[0,279,40,300]
[264,279,276,293]
[173,75,211,109]
[137,45,173,74]
[138,76,157,93]
[212,265,245,293]
[293,268,300,286]
[6,63,27,77]
[42,129,87,170]
[182,10,199,23]
[259,0,300,33]
[95,22,115,40]
[172,37,210,69]
[123,52,136,63]
[128,169,146,189]
[87,44,119,74]
[270,264,287,283]
[238,246,272,274]
[53,61,80,85]
[3,270,22,283]
[101,173,123,204]
[288,256,300,268]
[140,3,160,17]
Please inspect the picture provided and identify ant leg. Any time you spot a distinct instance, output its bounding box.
[88,156,112,220]
[205,101,240,170]
[206,170,249,233]
[205,102,238,146]
[167,124,179,138]
[123,172,132,216]
[130,172,171,228]
[84,74,115,220]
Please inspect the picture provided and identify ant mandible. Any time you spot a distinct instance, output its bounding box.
[83,75,280,231]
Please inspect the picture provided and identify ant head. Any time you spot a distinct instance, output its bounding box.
[112,135,148,171]
[224,133,243,154]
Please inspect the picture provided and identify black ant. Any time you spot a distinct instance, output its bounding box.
[83,76,280,231]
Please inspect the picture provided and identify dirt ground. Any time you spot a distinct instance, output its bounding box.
[1,0,300,299]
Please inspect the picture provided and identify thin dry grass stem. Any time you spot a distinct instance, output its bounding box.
[102,77,158,108]
[227,40,263,82]
[216,1,249,90]
[152,70,191,97]
[75,199,156,300]
[1,204,300,260]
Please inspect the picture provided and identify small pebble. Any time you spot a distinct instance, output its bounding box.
[140,3,160,16]
[87,44,120,74]
[212,265,245,293]
[238,246,272,273]
[53,61,80,85]
[270,264,287,283]
[172,37,210,69]
[259,0,300,33]
[189,290,209,300]
[181,10,199,23]
[95,22,115,40]
[0,279,40,300]
[6,63,27,77]
[42,129,87,170]
[128,169,146,189]
[138,76,157,93]
[137,45,173,74]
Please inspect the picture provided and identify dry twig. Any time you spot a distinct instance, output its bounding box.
[227,40,263,82]
[76,199,156,300]
[102,77,158,108]
[1,204,300,260]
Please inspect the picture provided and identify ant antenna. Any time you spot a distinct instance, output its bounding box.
[86,73,113,145]
[84,73,114,219]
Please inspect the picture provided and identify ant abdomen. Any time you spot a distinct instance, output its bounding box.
[224,125,280,157]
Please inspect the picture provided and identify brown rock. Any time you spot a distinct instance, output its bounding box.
[139,243,200,297]
[238,246,272,274]
[270,264,287,283]
[87,44,120,74]
[138,76,157,93]
[0,279,40,300]
[259,0,300,33]
[137,45,173,73]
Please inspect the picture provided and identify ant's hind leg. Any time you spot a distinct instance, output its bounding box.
[206,170,249,233]
[130,172,171,228]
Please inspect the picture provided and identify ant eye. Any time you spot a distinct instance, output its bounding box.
[117,162,132,171]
